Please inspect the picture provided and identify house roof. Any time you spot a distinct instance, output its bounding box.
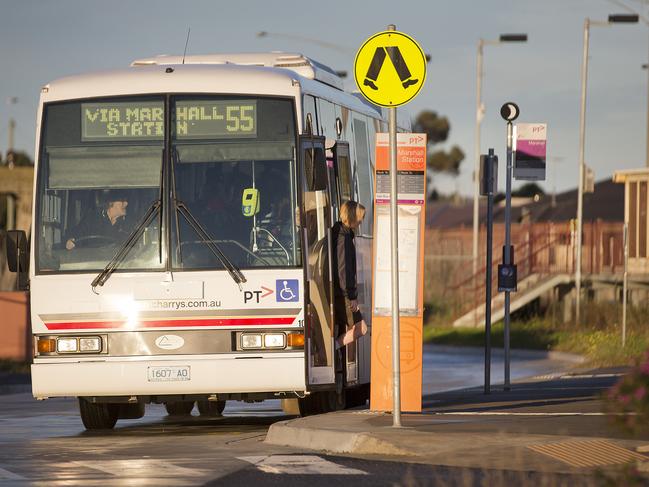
[426,179,623,228]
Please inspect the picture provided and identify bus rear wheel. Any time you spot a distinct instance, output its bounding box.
[197,399,226,417]
[164,401,195,416]
[78,398,118,430]
[298,390,343,416]
[298,394,318,416]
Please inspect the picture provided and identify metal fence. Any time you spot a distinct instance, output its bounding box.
[425,221,624,319]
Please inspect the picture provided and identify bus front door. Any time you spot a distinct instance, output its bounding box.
[331,141,358,384]
[300,135,335,387]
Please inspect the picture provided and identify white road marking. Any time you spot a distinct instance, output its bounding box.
[431,411,635,416]
[532,372,624,380]
[560,373,624,379]
[238,455,368,475]
[0,466,26,480]
[73,459,205,477]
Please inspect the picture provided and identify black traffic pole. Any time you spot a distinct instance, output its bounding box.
[481,148,498,395]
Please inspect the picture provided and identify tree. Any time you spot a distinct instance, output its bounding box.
[412,110,465,195]
[512,183,544,198]
[494,183,545,203]
[3,150,33,167]
[427,146,465,175]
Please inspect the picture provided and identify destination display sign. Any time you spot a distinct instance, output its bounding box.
[175,100,257,139]
[81,100,257,141]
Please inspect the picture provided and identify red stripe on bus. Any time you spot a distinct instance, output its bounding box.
[45,317,296,330]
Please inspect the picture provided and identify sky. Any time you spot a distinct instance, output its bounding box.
[0,0,647,197]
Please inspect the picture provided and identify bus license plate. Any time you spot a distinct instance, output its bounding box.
[147,366,191,382]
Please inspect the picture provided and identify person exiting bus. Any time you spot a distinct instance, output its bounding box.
[331,200,368,350]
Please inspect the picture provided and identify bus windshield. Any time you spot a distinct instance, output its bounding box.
[36,95,299,274]
[170,96,299,270]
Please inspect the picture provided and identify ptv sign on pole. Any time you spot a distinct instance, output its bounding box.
[514,123,547,181]
[355,26,426,427]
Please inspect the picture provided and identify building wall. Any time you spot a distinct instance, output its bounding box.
[0,292,30,361]
[0,166,33,292]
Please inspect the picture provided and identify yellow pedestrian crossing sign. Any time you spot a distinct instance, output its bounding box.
[354,30,426,107]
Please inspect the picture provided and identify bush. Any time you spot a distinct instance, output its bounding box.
[605,350,649,436]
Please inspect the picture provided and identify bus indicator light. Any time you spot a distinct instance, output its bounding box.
[37,338,56,354]
[287,332,305,348]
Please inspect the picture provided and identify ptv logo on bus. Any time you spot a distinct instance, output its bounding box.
[243,286,274,304]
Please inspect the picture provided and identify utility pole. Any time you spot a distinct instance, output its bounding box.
[472,34,527,326]
[575,14,638,326]
[5,96,18,168]
[7,119,15,168]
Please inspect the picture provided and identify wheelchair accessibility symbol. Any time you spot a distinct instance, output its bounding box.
[276,279,299,302]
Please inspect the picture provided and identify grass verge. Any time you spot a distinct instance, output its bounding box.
[424,305,649,367]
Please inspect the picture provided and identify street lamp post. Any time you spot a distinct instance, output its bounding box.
[575,14,638,327]
[472,34,526,325]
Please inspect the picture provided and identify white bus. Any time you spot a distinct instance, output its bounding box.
[6,53,391,429]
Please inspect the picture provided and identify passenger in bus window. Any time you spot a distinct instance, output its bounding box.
[198,176,236,233]
[65,191,129,250]
[331,200,368,349]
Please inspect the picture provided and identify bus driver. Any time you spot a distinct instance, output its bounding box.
[65,191,129,250]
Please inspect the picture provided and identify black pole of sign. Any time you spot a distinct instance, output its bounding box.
[500,102,520,392]
[481,148,498,395]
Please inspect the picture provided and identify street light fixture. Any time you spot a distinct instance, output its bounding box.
[608,14,640,22]
[575,14,638,326]
[472,33,527,320]
[256,31,351,54]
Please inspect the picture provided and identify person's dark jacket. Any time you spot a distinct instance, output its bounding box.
[331,221,357,300]
[66,210,127,245]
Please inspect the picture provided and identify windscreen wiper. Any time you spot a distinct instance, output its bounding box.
[171,149,246,288]
[91,200,161,292]
[92,153,167,292]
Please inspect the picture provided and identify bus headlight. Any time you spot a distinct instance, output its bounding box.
[241,334,262,349]
[57,337,78,353]
[79,337,102,352]
[264,333,286,349]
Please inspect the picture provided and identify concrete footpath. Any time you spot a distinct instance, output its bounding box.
[266,368,649,480]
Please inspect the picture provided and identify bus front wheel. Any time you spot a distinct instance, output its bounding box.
[164,401,195,416]
[197,399,226,417]
[78,398,118,430]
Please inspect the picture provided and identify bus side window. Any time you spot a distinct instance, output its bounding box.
[303,144,328,244]
[303,95,318,134]
[316,99,336,139]
[352,116,373,236]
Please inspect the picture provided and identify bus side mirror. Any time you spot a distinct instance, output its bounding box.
[241,188,260,217]
[6,230,27,273]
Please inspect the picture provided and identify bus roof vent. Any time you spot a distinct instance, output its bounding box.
[130,52,344,90]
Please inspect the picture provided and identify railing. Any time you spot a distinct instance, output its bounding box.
[424,221,624,322]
